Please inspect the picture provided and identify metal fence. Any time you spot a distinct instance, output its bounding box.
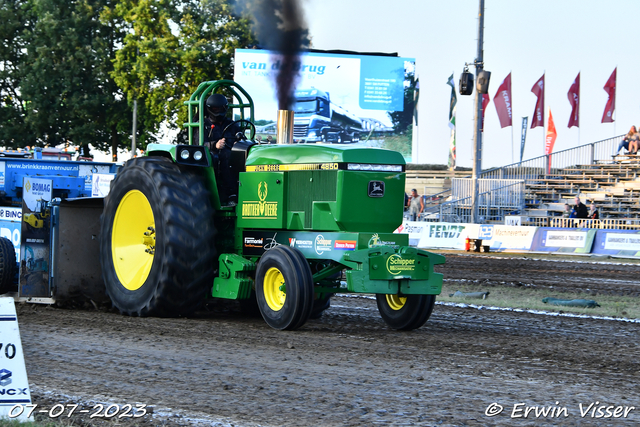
[414,134,628,224]
[451,178,525,207]
[546,217,640,230]
[421,180,525,223]
[479,135,624,181]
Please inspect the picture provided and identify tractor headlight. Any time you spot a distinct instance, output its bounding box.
[347,163,403,172]
[175,145,210,167]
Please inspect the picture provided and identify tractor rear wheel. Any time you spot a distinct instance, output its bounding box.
[255,246,314,330]
[100,157,216,317]
[0,237,16,294]
[376,294,436,330]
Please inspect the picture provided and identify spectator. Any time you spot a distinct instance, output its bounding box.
[589,202,600,220]
[406,188,424,221]
[574,196,589,219]
[562,203,571,218]
[616,126,639,154]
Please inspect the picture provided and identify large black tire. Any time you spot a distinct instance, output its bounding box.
[100,157,217,317]
[309,293,332,320]
[0,237,16,294]
[376,294,436,331]
[255,246,314,330]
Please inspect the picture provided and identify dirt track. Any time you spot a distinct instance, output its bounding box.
[11,253,640,426]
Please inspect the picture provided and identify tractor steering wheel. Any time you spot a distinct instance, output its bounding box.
[222,119,256,144]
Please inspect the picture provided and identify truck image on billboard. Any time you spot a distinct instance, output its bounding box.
[292,87,363,143]
[234,49,415,160]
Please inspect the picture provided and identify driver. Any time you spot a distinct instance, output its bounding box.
[203,94,241,206]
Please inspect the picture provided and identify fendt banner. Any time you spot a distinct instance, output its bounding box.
[234,49,415,161]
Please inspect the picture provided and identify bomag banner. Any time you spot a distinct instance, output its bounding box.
[19,178,52,298]
[234,49,416,161]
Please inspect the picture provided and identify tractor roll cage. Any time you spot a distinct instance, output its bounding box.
[183,80,255,146]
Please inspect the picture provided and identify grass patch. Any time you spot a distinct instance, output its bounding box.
[440,282,640,320]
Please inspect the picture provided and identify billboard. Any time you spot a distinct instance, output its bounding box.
[530,228,596,253]
[234,49,415,160]
[19,178,52,297]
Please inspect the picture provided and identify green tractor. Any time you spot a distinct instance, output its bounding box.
[99,80,445,330]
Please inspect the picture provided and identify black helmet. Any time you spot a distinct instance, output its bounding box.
[206,94,228,118]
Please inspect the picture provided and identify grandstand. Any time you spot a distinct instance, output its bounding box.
[406,134,640,229]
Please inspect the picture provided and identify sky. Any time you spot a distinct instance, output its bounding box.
[303,0,638,168]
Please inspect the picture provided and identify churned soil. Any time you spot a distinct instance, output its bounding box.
[13,252,640,426]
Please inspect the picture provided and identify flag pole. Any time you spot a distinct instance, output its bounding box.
[578,71,581,147]
[511,125,514,164]
[511,70,514,164]
[543,70,546,160]
[613,64,618,138]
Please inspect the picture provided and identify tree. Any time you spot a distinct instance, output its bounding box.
[0,0,258,155]
[388,67,417,134]
[1,0,133,156]
[0,0,35,147]
[111,0,257,148]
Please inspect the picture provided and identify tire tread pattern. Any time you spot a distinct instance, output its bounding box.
[0,237,16,294]
[100,157,217,317]
[255,246,314,330]
[376,294,436,331]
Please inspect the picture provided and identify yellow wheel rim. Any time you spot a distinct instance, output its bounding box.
[112,190,156,291]
[386,294,406,311]
[264,267,286,311]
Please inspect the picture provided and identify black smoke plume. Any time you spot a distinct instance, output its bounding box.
[238,0,310,109]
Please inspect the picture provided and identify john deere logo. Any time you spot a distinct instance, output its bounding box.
[368,181,384,197]
[368,233,398,249]
[242,181,278,219]
[386,254,415,275]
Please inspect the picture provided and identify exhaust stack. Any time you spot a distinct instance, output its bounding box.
[277,110,295,144]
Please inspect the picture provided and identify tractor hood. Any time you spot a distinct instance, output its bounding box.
[239,144,407,233]
[245,144,406,169]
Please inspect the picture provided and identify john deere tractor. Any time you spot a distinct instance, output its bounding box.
[99,80,445,330]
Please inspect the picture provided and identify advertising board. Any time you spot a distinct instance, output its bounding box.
[234,49,415,160]
[467,224,538,252]
[592,230,640,257]
[396,221,468,250]
[530,228,596,253]
[0,298,32,421]
[19,178,52,297]
[0,208,21,261]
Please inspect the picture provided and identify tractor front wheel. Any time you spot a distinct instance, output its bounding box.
[255,246,314,330]
[100,157,217,317]
[376,294,436,330]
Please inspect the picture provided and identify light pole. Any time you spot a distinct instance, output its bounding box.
[471,0,485,223]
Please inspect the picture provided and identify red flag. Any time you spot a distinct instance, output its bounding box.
[545,109,557,171]
[601,68,616,123]
[530,74,544,128]
[481,93,490,131]
[567,72,580,128]
[493,73,512,128]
